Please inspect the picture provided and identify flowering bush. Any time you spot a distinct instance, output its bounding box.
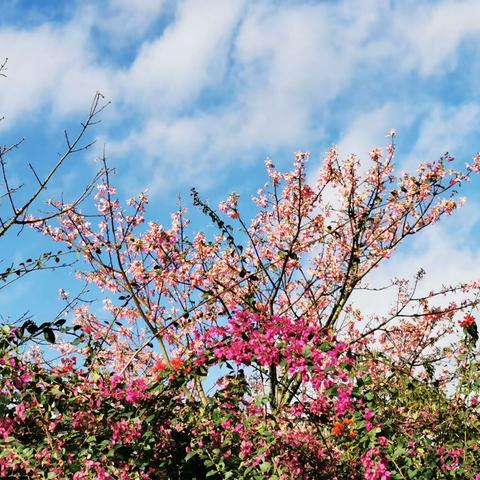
[2,134,480,478]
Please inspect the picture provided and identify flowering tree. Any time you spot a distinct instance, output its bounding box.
[1,131,480,479]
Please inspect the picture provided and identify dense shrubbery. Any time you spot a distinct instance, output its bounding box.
[1,127,480,478]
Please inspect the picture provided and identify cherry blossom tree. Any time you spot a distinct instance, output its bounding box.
[1,126,480,478]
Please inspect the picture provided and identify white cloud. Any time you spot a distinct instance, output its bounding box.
[336,102,416,161]
[123,0,246,112]
[103,0,387,186]
[394,0,480,76]
[1,0,480,192]
[96,0,168,42]
[403,103,480,172]
[0,24,113,126]
[232,0,382,143]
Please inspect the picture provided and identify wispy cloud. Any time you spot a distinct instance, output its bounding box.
[1,0,479,192]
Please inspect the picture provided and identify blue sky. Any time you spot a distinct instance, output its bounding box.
[2,0,480,327]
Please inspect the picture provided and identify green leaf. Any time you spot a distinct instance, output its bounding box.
[43,328,55,343]
[319,342,331,352]
[185,450,197,462]
[260,462,272,474]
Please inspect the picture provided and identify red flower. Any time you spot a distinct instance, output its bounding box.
[332,422,345,436]
[152,359,166,374]
[170,357,183,371]
[459,314,475,329]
